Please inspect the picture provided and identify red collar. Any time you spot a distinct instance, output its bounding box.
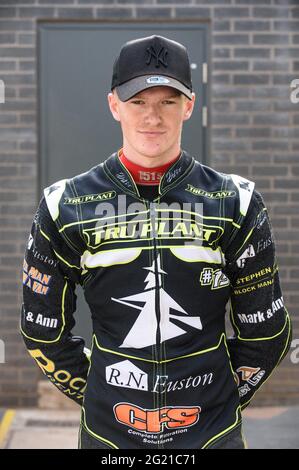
[119,151,180,186]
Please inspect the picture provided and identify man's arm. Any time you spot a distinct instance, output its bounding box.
[21,197,90,405]
[224,190,292,410]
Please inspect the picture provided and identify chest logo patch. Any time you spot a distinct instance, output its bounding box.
[112,255,202,349]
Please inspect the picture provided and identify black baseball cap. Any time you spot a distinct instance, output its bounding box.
[111,35,193,101]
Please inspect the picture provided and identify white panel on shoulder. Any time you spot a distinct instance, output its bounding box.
[44,179,67,222]
[230,174,255,217]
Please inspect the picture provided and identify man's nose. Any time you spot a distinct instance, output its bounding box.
[144,104,163,125]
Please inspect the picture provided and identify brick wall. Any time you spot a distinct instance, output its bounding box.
[0,0,298,407]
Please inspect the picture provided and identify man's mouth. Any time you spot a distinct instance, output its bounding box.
[138,131,166,135]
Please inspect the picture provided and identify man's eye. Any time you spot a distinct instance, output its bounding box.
[130,100,175,105]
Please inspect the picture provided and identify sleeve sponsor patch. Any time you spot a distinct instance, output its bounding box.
[22,259,52,296]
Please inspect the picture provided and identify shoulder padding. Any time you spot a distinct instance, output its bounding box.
[230,174,255,218]
[44,179,68,222]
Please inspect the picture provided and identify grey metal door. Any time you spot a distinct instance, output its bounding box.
[38,21,210,346]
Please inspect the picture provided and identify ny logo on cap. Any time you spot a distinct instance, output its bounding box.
[146,46,168,68]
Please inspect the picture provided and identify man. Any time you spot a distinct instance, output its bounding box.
[21,35,292,449]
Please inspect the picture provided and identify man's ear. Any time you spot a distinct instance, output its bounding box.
[183,92,196,121]
[107,91,121,122]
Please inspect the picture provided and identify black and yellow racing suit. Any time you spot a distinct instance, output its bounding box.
[21,149,292,449]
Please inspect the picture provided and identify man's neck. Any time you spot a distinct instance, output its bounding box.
[121,143,182,168]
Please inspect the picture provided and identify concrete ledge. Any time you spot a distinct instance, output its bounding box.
[2,409,81,449]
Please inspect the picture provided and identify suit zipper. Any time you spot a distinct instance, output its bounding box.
[148,200,165,450]
[149,202,162,356]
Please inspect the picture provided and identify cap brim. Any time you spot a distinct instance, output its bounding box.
[115,75,192,101]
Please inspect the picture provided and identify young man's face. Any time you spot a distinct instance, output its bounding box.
[108,86,195,162]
